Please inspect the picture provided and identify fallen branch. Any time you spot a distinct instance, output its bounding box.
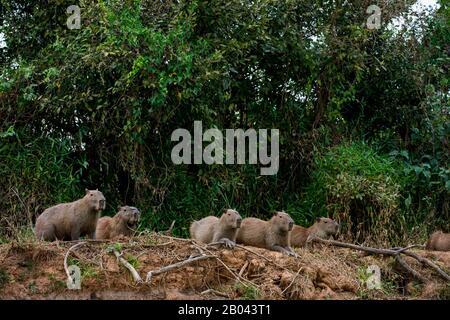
[401,251,450,282]
[112,249,143,284]
[313,238,450,283]
[146,254,214,283]
[395,255,426,283]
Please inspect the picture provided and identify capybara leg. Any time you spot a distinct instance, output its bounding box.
[272,245,297,257]
[37,224,56,242]
[71,228,81,241]
[218,238,236,249]
[285,246,299,257]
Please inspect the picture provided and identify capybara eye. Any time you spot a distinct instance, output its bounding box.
[90,194,93,197]
[227,213,230,216]
[324,221,328,223]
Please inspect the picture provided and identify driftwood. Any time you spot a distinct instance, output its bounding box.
[312,238,450,282]
[112,249,143,284]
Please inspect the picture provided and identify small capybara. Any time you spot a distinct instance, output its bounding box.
[35,189,106,241]
[291,217,340,248]
[95,206,141,240]
[190,209,242,248]
[236,211,297,256]
[425,231,450,251]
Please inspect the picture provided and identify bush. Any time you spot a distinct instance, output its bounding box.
[299,142,408,245]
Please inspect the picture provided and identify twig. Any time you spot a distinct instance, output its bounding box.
[192,242,258,288]
[201,289,229,298]
[157,234,193,242]
[64,242,87,282]
[146,254,214,283]
[163,221,176,236]
[281,267,304,295]
[238,261,249,278]
[390,245,425,253]
[112,249,143,284]
[207,241,290,271]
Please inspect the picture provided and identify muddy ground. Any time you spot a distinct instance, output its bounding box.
[0,233,449,300]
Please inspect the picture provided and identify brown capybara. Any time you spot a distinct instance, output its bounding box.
[35,189,106,241]
[236,211,297,256]
[425,231,450,251]
[190,209,242,248]
[291,217,340,248]
[95,206,141,240]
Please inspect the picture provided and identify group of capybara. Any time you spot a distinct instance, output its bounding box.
[34,189,449,253]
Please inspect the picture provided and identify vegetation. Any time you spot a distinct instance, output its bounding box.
[0,0,448,245]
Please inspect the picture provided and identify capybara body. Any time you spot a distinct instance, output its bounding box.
[190,209,242,248]
[236,211,296,256]
[96,206,141,240]
[291,217,340,247]
[35,189,106,241]
[425,231,450,251]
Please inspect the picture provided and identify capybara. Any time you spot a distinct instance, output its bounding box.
[425,231,450,251]
[95,206,141,240]
[190,209,242,248]
[35,189,106,241]
[291,217,340,248]
[236,211,297,256]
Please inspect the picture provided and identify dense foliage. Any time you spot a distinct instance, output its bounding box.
[0,0,448,244]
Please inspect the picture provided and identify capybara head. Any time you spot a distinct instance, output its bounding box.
[221,209,242,229]
[117,206,141,228]
[315,217,339,235]
[84,189,106,211]
[272,211,294,233]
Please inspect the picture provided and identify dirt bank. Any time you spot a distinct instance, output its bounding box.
[0,233,448,300]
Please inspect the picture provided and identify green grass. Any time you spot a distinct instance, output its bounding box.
[235,283,260,300]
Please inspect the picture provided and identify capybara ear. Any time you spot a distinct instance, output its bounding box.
[316,217,321,222]
[117,205,122,210]
[222,209,228,214]
[85,188,89,194]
